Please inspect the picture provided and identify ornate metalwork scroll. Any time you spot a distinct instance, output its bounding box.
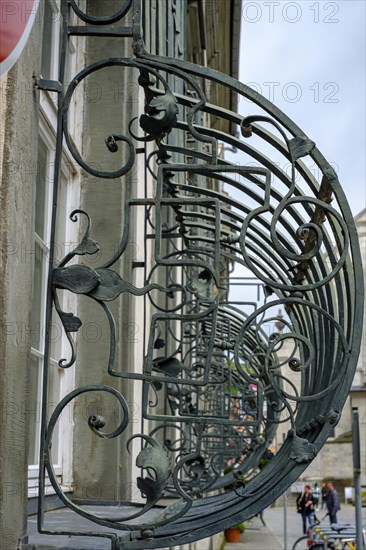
[37,0,363,548]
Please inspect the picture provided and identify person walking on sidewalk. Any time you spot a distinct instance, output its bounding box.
[325,482,341,524]
[321,482,328,509]
[297,485,315,534]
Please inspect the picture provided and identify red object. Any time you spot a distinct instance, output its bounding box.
[0,0,39,75]
[225,527,241,543]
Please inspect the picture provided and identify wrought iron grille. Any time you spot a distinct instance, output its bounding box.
[36,0,363,548]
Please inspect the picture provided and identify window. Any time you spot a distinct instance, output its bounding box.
[28,0,83,496]
[27,125,77,492]
[40,0,60,80]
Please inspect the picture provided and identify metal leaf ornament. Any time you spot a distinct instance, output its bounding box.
[72,236,100,256]
[134,436,171,504]
[58,311,82,333]
[53,265,101,294]
[139,90,178,139]
[288,431,317,463]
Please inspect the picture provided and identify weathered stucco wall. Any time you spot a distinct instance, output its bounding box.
[0,13,42,549]
[71,0,143,502]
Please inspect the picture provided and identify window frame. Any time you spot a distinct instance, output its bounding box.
[28,0,85,496]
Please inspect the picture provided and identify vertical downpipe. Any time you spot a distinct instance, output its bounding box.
[352,408,364,549]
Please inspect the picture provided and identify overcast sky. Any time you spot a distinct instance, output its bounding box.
[226,1,365,308]
[233,0,365,217]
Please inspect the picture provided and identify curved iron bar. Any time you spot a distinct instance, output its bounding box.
[69,0,133,25]
[37,2,363,548]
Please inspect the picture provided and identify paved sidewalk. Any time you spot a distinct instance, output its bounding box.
[225,518,282,550]
[224,503,365,550]
[225,513,283,550]
[27,503,364,549]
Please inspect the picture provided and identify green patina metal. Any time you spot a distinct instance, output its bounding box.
[36,0,363,548]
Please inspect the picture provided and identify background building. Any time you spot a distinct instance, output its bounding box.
[295,209,366,498]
